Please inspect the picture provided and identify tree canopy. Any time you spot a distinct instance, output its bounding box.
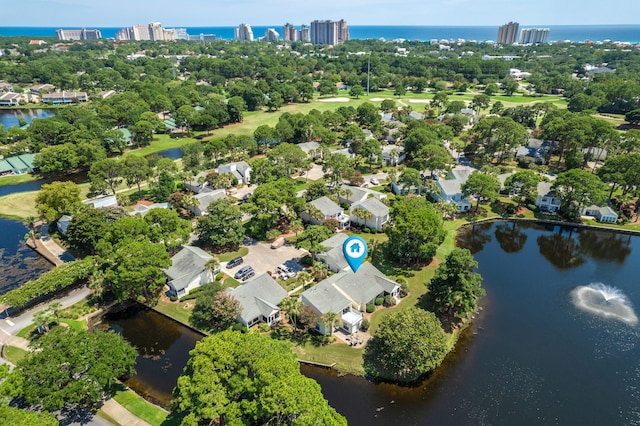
[2,327,136,412]
[363,307,448,383]
[35,181,82,222]
[171,331,346,425]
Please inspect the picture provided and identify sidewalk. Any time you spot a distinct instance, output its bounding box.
[101,400,152,426]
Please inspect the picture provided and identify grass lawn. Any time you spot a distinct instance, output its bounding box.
[126,133,198,158]
[60,318,87,331]
[0,173,40,187]
[154,299,193,326]
[16,323,35,339]
[112,386,171,426]
[292,342,365,376]
[3,345,28,364]
[0,190,39,218]
[217,246,249,262]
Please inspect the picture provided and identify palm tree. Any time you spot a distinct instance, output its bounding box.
[89,269,106,303]
[290,219,304,236]
[304,204,325,224]
[280,297,303,329]
[351,207,373,228]
[24,215,38,248]
[336,187,353,203]
[34,309,54,333]
[48,302,62,325]
[296,270,312,288]
[323,311,337,336]
[205,258,220,280]
[313,261,329,281]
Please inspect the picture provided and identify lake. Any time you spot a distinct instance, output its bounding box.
[7,220,640,424]
[0,108,55,129]
[0,217,52,295]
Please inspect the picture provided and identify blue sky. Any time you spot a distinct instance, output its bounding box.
[5,0,640,27]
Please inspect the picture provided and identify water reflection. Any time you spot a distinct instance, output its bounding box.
[456,223,492,254]
[103,304,202,408]
[537,227,586,269]
[578,230,632,264]
[494,221,528,254]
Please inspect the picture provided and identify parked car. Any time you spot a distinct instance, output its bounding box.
[242,270,255,281]
[299,170,306,176]
[240,192,252,202]
[271,237,285,249]
[370,178,379,185]
[277,264,297,279]
[226,257,243,268]
[234,265,254,280]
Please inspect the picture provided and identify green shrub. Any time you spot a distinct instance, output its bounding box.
[383,295,395,307]
[366,304,375,313]
[361,319,370,331]
[399,282,409,298]
[363,227,372,233]
[232,323,246,332]
[215,272,224,281]
[374,297,384,306]
[265,229,281,241]
[258,323,271,333]
[169,296,178,302]
[396,275,407,284]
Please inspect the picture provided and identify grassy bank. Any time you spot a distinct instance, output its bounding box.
[111,386,172,426]
[3,345,28,364]
[0,173,40,187]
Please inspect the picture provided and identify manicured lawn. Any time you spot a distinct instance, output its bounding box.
[126,133,198,158]
[0,190,39,218]
[95,410,119,425]
[60,318,87,331]
[16,323,35,339]
[112,387,171,426]
[3,345,28,364]
[292,341,365,376]
[154,299,193,326]
[217,246,249,262]
[0,173,40,187]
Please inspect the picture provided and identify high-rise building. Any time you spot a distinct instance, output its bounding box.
[300,25,310,42]
[149,22,165,41]
[497,21,519,44]
[283,23,298,42]
[234,24,254,41]
[132,25,151,41]
[172,28,189,40]
[265,28,280,42]
[56,28,102,41]
[519,28,550,44]
[311,19,349,45]
[337,19,349,44]
[115,27,133,41]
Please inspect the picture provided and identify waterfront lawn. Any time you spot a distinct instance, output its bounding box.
[4,345,28,364]
[0,173,40,187]
[154,299,193,326]
[126,133,198,158]
[0,190,39,218]
[292,342,365,376]
[112,386,171,426]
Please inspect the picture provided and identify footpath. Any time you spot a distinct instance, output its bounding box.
[101,400,152,426]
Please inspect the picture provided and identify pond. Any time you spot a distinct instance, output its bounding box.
[305,222,640,425]
[6,220,640,424]
[0,217,52,295]
[101,304,203,409]
[0,108,55,129]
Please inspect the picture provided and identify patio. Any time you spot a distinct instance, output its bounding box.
[332,328,371,348]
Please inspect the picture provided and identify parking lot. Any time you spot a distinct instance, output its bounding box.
[221,238,307,279]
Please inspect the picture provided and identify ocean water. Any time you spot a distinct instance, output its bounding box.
[1,25,639,43]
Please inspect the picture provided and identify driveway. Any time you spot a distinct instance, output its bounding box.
[229,184,257,202]
[221,239,307,278]
[295,164,325,181]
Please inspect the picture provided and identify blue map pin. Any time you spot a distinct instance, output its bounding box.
[343,236,368,273]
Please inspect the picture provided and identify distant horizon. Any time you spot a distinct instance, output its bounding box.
[4,24,640,29]
[3,0,640,27]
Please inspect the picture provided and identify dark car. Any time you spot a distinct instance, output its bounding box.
[226,257,243,268]
[234,265,254,280]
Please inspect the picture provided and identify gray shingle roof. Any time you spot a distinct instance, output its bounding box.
[194,189,226,212]
[163,246,213,292]
[438,179,462,196]
[353,197,389,218]
[311,196,342,217]
[228,273,287,323]
[302,262,399,314]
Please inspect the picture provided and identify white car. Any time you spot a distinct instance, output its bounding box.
[370,178,380,185]
[277,264,297,279]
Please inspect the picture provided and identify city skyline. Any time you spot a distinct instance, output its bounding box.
[4,0,640,27]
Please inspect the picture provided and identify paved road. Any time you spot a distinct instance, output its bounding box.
[0,286,90,346]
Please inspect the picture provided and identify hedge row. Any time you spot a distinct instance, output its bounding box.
[1,258,93,308]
